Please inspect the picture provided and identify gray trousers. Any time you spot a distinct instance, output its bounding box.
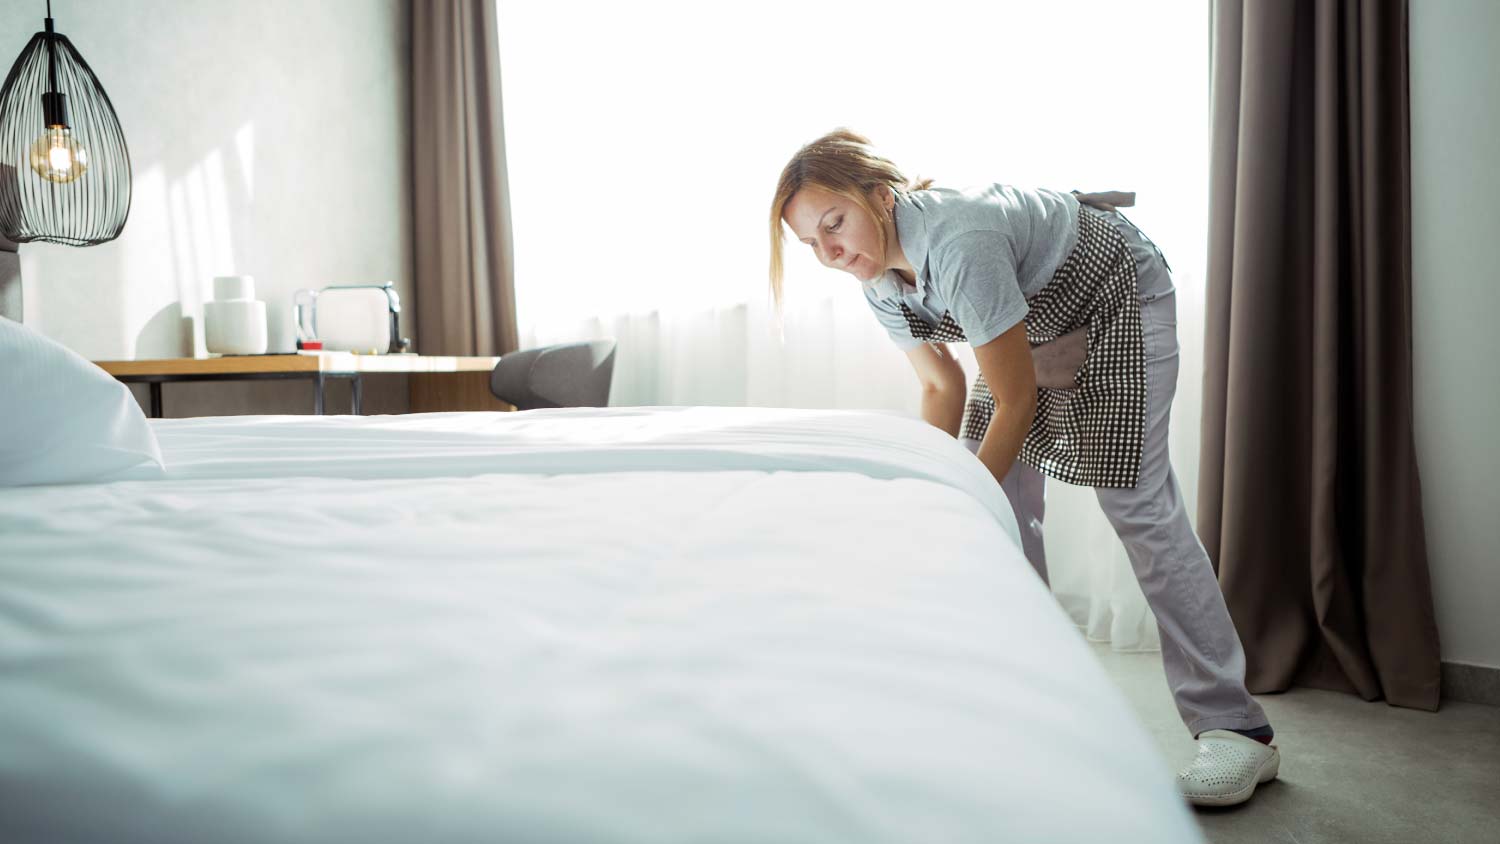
[968,215,1270,737]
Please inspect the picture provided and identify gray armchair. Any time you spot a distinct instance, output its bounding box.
[489,339,617,410]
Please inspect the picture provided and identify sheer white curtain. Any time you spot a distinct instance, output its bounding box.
[496,0,1208,652]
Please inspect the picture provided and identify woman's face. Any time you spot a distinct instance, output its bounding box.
[783,185,890,283]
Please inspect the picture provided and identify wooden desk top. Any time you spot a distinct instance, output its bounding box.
[93,353,500,377]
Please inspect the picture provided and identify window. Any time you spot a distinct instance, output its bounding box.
[498,0,1207,337]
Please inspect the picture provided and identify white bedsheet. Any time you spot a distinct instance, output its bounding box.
[0,408,1200,843]
[113,407,1021,541]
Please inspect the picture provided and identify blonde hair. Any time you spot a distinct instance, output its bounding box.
[767,129,932,309]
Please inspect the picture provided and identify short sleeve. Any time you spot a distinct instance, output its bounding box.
[861,286,925,350]
[930,230,1029,347]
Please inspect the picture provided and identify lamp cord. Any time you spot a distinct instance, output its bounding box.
[43,0,57,100]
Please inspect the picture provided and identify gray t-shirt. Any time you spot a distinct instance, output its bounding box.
[862,185,1080,349]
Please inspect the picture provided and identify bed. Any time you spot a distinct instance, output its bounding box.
[0,353,1202,843]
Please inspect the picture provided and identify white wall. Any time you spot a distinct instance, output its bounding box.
[2,0,411,414]
[1411,0,1500,669]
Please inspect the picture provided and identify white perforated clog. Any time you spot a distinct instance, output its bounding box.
[1177,729,1280,807]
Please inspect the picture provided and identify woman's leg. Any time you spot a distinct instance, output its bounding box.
[1001,462,1049,585]
[1092,291,1270,736]
[963,438,1048,583]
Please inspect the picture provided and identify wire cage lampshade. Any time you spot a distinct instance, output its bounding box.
[0,1,130,246]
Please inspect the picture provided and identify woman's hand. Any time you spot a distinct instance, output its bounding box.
[903,343,967,436]
[971,322,1037,484]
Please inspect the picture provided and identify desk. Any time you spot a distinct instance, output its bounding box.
[93,353,507,417]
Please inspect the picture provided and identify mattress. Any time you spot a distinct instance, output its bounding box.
[0,407,1200,843]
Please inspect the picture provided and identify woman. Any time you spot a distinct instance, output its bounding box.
[769,129,1280,808]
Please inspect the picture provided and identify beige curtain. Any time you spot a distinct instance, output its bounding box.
[1200,0,1441,710]
[411,0,519,356]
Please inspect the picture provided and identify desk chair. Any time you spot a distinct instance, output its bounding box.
[489,339,617,410]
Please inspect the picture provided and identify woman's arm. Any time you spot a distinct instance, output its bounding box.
[903,343,967,437]
[970,322,1037,483]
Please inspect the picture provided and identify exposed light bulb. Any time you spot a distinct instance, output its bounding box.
[29,126,89,184]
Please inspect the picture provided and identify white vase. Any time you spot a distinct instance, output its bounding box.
[204,275,268,355]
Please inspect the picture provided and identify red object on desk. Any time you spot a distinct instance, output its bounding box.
[297,340,323,350]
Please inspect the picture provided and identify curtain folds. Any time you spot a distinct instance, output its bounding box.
[1201,0,1440,709]
[410,0,519,356]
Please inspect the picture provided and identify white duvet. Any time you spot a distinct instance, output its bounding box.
[0,408,1200,843]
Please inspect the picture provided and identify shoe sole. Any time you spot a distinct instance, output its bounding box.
[1187,749,1280,808]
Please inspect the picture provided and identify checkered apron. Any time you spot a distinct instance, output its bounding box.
[898,209,1146,487]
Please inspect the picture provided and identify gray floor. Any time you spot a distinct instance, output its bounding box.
[1091,642,1500,844]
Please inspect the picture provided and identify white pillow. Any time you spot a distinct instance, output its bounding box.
[0,317,164,486]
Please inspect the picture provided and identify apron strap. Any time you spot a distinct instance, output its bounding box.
[1071,190,1136,209]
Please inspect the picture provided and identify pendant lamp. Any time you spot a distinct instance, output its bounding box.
[0,0,131,248]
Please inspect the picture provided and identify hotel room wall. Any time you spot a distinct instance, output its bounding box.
[1410,0,1500,671]
[2,0,412,415]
